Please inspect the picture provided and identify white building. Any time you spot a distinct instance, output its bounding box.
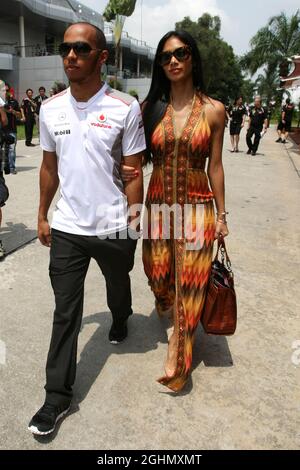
[0,0,154,100]
[280,55,300,106]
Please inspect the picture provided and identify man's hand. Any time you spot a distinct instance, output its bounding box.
[38,218,51,247]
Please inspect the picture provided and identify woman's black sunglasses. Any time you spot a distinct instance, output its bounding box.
[59,41,102,58]
[158,46,192,66]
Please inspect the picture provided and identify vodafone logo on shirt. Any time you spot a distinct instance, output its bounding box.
[90,112,112,129]
[98,113,107,123]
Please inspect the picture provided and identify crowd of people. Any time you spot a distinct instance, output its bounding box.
[0,81,67,259]
[225,96,295,156]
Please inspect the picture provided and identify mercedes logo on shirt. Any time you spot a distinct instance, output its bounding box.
[58,112,67,121]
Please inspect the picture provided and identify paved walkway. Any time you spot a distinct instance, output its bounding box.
[0,126,299,450]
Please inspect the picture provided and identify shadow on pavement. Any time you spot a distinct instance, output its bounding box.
[33,310,234,441]
[14,166,37,172]
[0,222,37,254]
[193,326,233,368]
[75,309,167,404]
[74,310,233,402]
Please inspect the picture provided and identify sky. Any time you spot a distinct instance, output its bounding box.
[80,0,300,55]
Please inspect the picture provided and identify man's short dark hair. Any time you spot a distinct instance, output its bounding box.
[39,86,46,92]
[26,88,33,94]
[67,22,107,50]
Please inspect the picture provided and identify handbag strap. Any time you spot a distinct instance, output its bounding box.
[213,235,233,273]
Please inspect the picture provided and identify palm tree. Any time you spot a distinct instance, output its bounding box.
[240,10,300,75]
[254,64,280,102]
[103,0,137,88]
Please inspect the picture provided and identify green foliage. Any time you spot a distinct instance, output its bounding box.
[240,79,256,103]
[103,0,137,22]
[239,11,300,107]
[108,78,123,91]
[255,64,280,102]
[128,89,139,97]
[175,14,244,102]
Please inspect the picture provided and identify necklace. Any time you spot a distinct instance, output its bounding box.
[170,93,196,140]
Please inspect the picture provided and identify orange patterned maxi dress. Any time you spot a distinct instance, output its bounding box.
[142,95,216,392]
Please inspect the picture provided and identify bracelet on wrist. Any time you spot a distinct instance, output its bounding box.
[216,211,228,216]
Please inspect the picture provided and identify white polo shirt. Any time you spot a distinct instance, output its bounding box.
[39,83,146,236]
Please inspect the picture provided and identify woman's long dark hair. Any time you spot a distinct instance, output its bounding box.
[143,30,205,164]
[233,96,243,106]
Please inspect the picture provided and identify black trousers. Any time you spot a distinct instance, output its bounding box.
[45,228,137,406]
[25,117,35,145]
[246,127,261,153]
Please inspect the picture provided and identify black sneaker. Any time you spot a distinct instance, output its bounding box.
[275,138,282,143]
[282,139,286,143]
[109,319,128,344]
[28,402,71,435]
[246,149,251,154]
[251,151,256,156]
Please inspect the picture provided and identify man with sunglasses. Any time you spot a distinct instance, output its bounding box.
[28,22,145,436]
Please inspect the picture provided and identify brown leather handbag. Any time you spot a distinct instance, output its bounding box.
[201,236,237,335]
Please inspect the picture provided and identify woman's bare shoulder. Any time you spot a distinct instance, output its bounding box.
[202,95,225,115]
[201,95,225,129]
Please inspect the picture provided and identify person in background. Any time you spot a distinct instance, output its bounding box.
[246,96,268,156]
[5,82,15,99]
[34,86,48,140]
[227,96,247,152]
[276,98,295,144]
[3,84,21,174]
[0,96,8,260]
[21,89,37,146]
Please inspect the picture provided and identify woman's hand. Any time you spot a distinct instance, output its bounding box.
[214,221,229,240]
[120,164,139,182]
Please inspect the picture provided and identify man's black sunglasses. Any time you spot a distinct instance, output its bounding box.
[158,46,192,66]
[58,41,102,58]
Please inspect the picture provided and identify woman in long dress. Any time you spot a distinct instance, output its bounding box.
[122,30,229,392]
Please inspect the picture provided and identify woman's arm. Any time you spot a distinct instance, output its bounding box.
[207,100,229,239]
